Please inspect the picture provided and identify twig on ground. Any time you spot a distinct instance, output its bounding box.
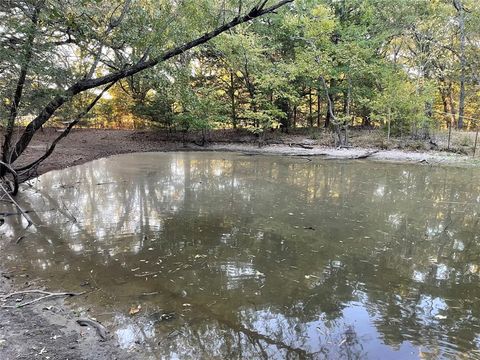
[15,235,26,244]
[1,289,86,308]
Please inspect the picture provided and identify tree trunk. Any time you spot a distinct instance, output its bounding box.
[320,77,343,146]
[2,5,40,165]
[317,90,321,127]
[454,0,466,129]
[229,71,237,129]
[325,103,332,128]
[343,90,348,115]
[324,79,335,128]
[344,81,351,146]
[387,107,391,142]
[439,87,450,127]
[308,88,313,128]
[448,82,457,126]
[293,106,297,128]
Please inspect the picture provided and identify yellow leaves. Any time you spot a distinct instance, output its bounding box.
[309,5,335,33]
[310,4,331,19]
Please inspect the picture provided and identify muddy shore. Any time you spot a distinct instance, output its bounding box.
[1,128,479,359]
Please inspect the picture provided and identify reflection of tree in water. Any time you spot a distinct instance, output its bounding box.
[2,153,480,358]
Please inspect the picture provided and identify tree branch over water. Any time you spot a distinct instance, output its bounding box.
[6,0,294,175]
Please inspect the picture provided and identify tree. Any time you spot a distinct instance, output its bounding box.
[0,0,293,188]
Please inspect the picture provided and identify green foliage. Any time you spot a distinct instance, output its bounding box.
[2,0,480,140]
[372,71,433,136]
[174,86,229,132]
[132,92,175,129]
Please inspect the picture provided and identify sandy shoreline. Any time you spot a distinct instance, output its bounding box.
[205,143,474,165]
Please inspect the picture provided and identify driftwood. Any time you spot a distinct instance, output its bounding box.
[351,150,379,159]
[76,318,108,341]
[288,143,314,149]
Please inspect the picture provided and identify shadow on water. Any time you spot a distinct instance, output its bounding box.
[1,152,480,359]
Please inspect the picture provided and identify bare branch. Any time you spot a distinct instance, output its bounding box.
[15,82,117,175]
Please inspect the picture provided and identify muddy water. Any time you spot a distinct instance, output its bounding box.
[2,152,480,359]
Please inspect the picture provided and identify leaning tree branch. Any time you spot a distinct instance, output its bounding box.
[9,0,293,165]
[15,81,117,176]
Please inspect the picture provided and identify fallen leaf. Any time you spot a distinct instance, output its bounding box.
[129,305,142,315]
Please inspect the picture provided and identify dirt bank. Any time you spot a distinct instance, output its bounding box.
[13,128,480,177]
[1,127,478,359]
[0,273,136,359]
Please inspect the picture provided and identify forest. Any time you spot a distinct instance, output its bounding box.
[1,0,480,179]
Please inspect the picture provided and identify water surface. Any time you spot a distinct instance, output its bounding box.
[2,152,480,359]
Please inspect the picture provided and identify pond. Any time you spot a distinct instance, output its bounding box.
[2,152,480,359]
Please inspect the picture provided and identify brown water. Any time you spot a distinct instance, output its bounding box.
[2,152,480,359]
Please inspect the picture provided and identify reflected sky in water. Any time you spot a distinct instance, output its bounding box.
[1,152,480,359]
